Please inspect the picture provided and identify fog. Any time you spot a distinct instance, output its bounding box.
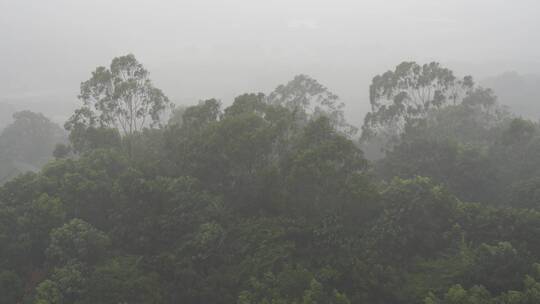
[4,2,540,301]
[1,0,540,125]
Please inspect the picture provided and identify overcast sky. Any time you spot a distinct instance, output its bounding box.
[1,0,539,124]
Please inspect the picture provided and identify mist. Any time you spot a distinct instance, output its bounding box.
[3,2,540,303]
[2,0,540,126]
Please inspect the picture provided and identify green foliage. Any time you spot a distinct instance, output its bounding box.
[2,63,540,303]
[238,268,351,304]
[501,118,536,146]
[84,256,163,304]
[46,219,110,266]
[461,242,530,293]
[0,111,66,183]
[368,177,462,262]
[0,270,24,304]
[425,265,540,304]
[53,143,72,159]
[66,125,122,154]
[378,138,498,203]
[282,117,372,218]
[43,261,87,303]
[180,98,222,131]
[35,279,63,304]
[268,75,357,136]
[362,61,474,144]
[70,54,171,136]
[508,177,540,209]
[373,90,521,206]
[0,111,66,166]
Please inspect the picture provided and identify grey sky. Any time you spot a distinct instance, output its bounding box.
[1,0,539,124]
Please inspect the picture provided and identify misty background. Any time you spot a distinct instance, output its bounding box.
[1,0,540,129]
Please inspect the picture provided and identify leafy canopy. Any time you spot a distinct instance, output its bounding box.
[67,54,171,136]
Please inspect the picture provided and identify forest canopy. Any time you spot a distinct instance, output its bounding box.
[2,56,540,304]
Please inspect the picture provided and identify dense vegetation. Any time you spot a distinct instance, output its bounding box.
[2,56,540,304]
[0,111,66,184]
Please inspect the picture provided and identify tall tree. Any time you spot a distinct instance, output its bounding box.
[68,54,171,136]
[268,74,357,136]
[361,62,474,144]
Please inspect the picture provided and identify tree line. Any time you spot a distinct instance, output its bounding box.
[2,55,540,303]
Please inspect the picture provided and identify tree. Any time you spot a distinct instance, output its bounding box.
[165,96,289,213]
[6,69,540,304]
[167,104,188,126]
[18,194,66,265]
[0,157,21,185]
[489,118,540,197]
[268,74,357,136]
[291,108,379,217]
[368,177,462,262]
[65,124,122,154]
[180,99,221,131]
[440,285,492,304]
[460,242,530,294]
[224,93,267,118]
[35,279,63,304]
[377,139,498,204]
[0,270,24,304]
[0,111,66,167]
[508,177,540,209]
[68,54,171,136]
[395,88,508,147]
[84,256,163,304]
[362,62,474,144]
[53,143,72,159]
[500,118,537,146]
[46,219,110,266]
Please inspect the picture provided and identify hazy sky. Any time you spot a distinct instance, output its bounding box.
[1,0,539,124]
